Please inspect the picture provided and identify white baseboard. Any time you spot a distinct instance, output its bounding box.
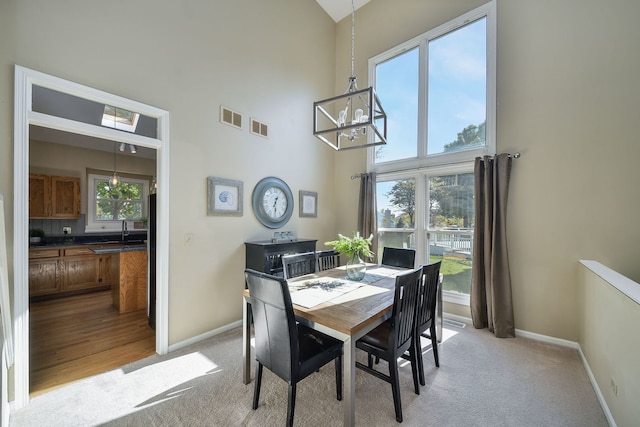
[441,313,615,427]
[167,319,243,353]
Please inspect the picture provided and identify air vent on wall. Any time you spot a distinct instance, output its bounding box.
[220,106,242,129]
[250,118,268,138]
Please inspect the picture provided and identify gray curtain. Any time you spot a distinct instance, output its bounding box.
[357,172,378,258]
[471,154,515,338]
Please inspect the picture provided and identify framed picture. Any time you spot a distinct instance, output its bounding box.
[299,190,317,218]
[207,176,243,216]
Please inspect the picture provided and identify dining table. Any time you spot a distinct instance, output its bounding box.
[241,264,442,427]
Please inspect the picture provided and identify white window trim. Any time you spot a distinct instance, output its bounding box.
[367,0,496,174]
[86,173,149,232]
[369,2,495,306]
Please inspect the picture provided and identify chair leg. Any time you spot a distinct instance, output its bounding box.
[252,363,263,410]
[286,383,297,427]
[389,358,403,423]
[368,353,374,368]
[335,356,343,401]
[415,335,425,386]
[409,344,420,395]
[431,324,440,367]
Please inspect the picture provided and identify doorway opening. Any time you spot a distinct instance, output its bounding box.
[14,65,170,408]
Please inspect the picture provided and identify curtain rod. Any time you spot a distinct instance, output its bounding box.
[350,152,521,180]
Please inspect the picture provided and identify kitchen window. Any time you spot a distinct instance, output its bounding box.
[369,2,495,305]
[86,173,149,232]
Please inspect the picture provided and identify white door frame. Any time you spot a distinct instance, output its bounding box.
[13,65,170,408]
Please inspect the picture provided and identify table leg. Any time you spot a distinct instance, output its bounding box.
[343,336,355,427]
[242,297,251,384]
[437,276,443,343]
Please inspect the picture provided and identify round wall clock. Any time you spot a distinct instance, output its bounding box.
[252,176,294,229]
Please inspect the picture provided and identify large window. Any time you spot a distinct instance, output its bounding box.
[370,2,495,305]
[87,173,149,231]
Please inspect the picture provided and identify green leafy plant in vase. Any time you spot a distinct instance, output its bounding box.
[325,232,374,281]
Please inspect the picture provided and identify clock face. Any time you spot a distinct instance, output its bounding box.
[252,177,294,228]
[262,187,288,219]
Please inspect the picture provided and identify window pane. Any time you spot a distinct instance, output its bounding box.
[427,18,486,155]
[374,48,419,163]
[428,173,474,294]
[377,178,416,261]
[377,178,416,228]
[95,179,144,221]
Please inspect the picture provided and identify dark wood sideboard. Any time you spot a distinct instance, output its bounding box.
[245,239,317,277]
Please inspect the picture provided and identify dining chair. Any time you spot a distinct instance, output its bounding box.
[244,269,343,427]
[355,267,423,423]
[404,261,441,386]
[381,247,416,269]
[316,249,341,272]
[282,252,317,280]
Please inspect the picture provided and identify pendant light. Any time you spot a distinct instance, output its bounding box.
[109,142,119,187]
[313,0,387,151]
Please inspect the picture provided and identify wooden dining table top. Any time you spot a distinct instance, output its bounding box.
[243,264,405,337]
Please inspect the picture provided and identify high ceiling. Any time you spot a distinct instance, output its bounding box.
[316,0,370,22]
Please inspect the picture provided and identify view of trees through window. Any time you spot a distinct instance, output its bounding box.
[371,7,494,299]
[96,179,143,220]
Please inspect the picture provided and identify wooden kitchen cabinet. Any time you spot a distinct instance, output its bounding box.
[28,248,62,296]
[29,174,80,219]
[112,250,147,313]
[62,247,100,292]
[29,245,114,298]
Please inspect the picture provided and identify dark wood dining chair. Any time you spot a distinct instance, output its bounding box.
[404,261,441,386]
[381,247,416,269]
[244,269,343,427]
[355,267,423,423]
[282,252,317,280]
[316,249,341,271]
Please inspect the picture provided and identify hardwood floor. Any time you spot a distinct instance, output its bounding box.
[29,290,156,396]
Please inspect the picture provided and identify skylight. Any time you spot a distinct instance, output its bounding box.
[102,105,140,133]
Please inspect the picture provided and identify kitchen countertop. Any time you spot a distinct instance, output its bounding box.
[90,244,147,254]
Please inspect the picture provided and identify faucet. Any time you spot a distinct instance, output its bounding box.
[121,220,129,242]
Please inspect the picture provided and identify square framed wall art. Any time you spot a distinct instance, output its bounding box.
[207,176,243,216]
[299,190,317,218]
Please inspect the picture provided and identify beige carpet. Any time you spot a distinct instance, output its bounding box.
[10,322,607,426]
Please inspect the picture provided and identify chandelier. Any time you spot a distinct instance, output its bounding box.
[313,0,387,151]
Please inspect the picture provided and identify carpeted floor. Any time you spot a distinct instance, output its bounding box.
[10,322,608,426]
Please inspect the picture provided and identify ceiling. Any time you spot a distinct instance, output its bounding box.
[316,0,370,22]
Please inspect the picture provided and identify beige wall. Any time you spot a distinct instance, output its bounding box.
[332,0,640,341]
[2,0,640,398]
[1,0,336,349]
[579,262,640,427]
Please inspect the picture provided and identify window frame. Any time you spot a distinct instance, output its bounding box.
[368,1,496,306]
[86,173,149,232]
[367,1,496,174]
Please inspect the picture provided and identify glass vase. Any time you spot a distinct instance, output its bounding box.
[346,253,366,281]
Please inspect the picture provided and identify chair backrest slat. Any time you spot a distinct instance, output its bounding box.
[416,261,442,330]
[282,252,317,280]
[390,267,423,351]
[316,249,341,271]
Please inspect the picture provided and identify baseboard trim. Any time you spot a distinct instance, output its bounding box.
[174,314,616,426]
[443,312,614,425]
[167,320,243,353]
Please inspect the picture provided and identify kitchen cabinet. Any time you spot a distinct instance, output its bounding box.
[62,247,100,292]
[112,250,147,313]
[28,245,115,298]
[29,174,80,219]
[28,249,62,296]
